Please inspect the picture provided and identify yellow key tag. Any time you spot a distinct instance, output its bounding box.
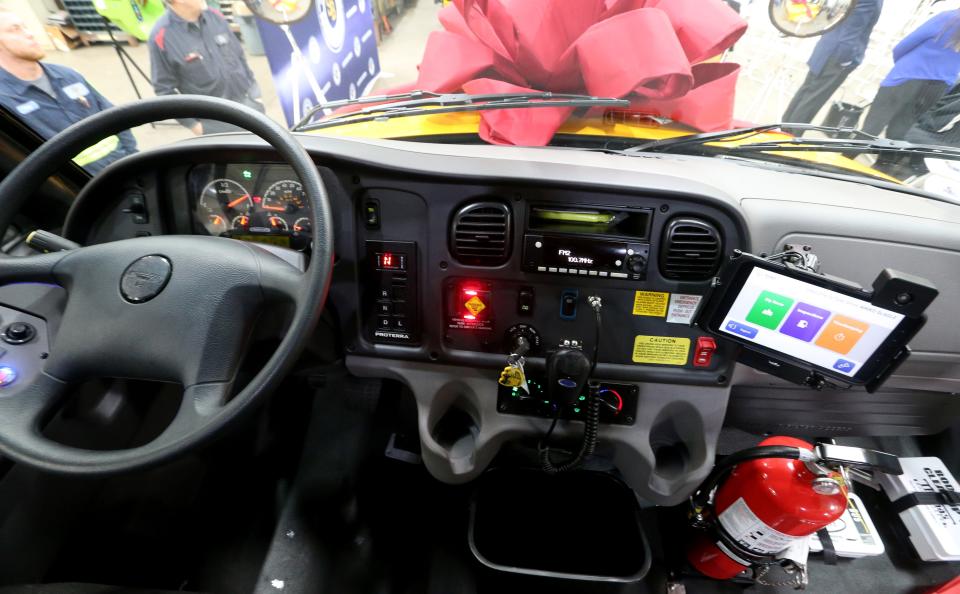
[499,366,523,387]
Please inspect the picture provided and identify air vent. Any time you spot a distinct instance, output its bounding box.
[659,217,722,280]
[450,202,512,266]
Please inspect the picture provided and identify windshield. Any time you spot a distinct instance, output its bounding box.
[3,0,960,196]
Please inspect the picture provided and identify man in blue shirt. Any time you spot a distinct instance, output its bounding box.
[0,9,137,175]
[781,0,884,126]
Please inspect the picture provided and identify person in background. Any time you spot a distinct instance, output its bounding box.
[905,82,960,147]
[781,0,883,126]
[862,10,960,140]
[0,9,137,174]
[149,0,264,135]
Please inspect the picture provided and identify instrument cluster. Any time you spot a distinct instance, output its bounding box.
[189,163,312,250]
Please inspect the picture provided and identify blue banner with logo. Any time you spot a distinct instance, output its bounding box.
[254,0,380,127]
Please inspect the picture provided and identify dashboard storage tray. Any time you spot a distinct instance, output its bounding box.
[468,468,650,582]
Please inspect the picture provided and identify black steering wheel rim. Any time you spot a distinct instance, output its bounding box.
[0,95,333,475]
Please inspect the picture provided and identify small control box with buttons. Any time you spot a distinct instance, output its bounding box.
[365,240,419,345]
[0,307,49,395]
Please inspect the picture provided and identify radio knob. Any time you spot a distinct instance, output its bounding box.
[627,255,647,274]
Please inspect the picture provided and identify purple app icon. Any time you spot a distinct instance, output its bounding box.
[779,302,831,342]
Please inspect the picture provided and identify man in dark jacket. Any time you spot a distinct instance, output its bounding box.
[781,0,884,126]
[0,9,137,174]
[149,0,265,135]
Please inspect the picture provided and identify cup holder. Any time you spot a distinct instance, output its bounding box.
[653,442,689,479]
[426,394,481,475]
[649,402,705,481]
[431,405,478,455]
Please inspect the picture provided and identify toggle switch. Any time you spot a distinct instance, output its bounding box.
[693,336,717,368]
[518,287,535,316]
[559,289,578,320]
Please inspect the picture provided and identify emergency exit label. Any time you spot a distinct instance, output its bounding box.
[632,291,669,317]
[631,336,690,365]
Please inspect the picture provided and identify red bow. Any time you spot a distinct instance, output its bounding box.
[398,0,747,145]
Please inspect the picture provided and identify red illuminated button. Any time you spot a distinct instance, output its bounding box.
[693,337,717,368]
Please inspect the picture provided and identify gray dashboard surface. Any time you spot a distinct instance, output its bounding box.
[69,132,960,501]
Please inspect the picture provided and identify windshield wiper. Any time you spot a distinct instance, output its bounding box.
[621,122,960,160]
[291,90,630,133]
[622,123,882,153]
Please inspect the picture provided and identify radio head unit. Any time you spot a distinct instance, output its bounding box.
[523,234,649,280]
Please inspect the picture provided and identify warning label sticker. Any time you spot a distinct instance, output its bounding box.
[631,336,690,365]
[719,497,800,555]
[632,291,669,317]
[464,295,486,316]
[666,294,703,324]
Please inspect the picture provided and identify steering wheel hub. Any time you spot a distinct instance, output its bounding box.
[119,254,173,303]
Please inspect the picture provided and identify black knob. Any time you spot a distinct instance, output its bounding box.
[3,322,35,344]
[627,255,647,274]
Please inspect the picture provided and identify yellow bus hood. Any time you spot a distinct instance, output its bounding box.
[304,111,897,183]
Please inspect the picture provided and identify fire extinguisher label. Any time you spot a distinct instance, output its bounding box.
[719,497,801,555]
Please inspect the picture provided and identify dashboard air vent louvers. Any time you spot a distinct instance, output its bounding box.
[450,202,512,266]
[659,217,722,280]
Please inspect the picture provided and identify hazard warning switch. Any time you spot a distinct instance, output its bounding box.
[447,281,495,332]
[693,337,717,368]
[461,287,488,320]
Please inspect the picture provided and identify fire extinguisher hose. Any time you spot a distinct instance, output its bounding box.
[691,445,807,511]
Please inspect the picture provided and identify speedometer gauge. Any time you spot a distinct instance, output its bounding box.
[197,179,252,236]
[262,180,305,214]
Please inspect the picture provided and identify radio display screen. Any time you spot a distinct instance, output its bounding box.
[718,266,905,377]
[537,236,627,270]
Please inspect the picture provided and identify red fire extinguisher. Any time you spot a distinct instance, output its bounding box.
[687,436,848,580]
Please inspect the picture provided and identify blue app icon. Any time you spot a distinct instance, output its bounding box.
[833,359,856,373]
[726,321,758,339]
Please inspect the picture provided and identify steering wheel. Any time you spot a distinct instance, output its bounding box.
[0,96,333,475]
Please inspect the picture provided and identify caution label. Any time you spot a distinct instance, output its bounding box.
[631,335,690,365]
[464,295,486,316]
[632,291,669,317]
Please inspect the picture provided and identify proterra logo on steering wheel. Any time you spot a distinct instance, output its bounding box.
[318,0,346,53]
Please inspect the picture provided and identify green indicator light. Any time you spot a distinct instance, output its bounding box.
[543,400,550,404]
[242,169,253,179]
[573,407,581,413]
[578,395,586,401]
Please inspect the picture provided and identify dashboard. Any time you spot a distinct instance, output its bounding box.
[61,133,960,505]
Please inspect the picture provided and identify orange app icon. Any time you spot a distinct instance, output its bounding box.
[815,315,870,355]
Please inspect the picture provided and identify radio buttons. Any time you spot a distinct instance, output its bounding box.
[537,266,547,272]
[599,272,609,277]
[548,267,557,273]
[611,272,628,278]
